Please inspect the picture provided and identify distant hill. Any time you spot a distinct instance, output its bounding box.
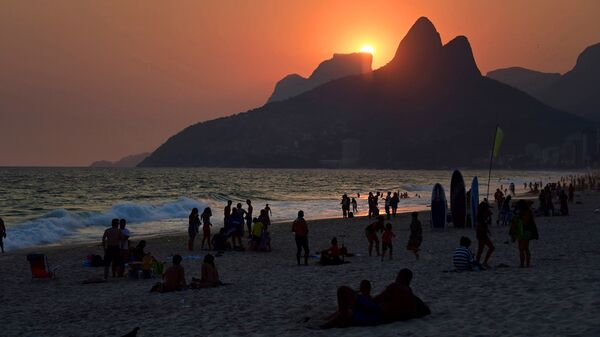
[486,67,560,97]
[90,152,150,167]
[488,42,600,121]
[267,52,372,103]
[140,17,588,169]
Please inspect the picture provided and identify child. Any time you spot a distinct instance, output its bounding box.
[351,198,358,214]
[381,223,395,261]
[406,211,423,260]
[201,207,213,250]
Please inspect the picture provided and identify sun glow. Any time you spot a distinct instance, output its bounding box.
[360,44,375,55]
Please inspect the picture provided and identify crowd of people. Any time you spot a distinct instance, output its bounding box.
[187,200,273,253]
[80,173,595,328]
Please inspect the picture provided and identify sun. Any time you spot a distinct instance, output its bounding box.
[360,44,375,55]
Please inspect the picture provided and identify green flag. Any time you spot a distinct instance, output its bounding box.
[492,126,504,158]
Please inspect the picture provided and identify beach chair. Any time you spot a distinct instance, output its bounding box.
[27,254,57,279]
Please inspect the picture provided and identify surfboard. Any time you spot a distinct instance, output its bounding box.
[431,183,447,229]
[450,170,467,228]
[470,176,479,228]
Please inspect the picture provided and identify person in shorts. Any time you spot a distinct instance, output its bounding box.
[102,218,122,280]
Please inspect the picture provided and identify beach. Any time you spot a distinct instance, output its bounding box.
[1,192,600,337]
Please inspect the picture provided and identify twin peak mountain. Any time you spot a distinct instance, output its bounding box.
[140,17,586,168]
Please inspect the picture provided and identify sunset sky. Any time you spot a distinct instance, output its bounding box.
[1,0,599,166]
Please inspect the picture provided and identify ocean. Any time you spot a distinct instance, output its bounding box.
[0,167,578,251]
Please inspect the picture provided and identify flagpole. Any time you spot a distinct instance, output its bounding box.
[486,124,499,200]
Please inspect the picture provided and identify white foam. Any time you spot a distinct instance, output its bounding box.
[4,197,207,250]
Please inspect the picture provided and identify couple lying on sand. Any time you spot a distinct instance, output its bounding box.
[150,254,222,292]
[322,268,430,328]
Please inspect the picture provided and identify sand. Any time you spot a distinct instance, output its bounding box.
[2,192,600,337]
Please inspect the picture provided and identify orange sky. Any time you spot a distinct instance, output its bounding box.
[1,0,599,166]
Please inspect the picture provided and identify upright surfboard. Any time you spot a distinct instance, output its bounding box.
[431,183,447,229]
[450,170,467,228]
[470,176,479,228]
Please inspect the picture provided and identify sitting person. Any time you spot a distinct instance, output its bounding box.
[374,269,421,322]
[453,236,478,271]
[212,228,231,252]
[150,255,187,292]
[322,269,429,328]
[190,254,221,288]
[322,280,382,328]
[131,240,147,262]
[320,237,346,265]
[352,280,382,326]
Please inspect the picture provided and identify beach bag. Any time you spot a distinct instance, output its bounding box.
[151,261,165,276]
[348,212,354,218]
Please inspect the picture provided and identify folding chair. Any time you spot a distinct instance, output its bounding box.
[27,254,57,279]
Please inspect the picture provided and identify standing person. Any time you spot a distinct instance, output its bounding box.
[406,212,422,260]
[291,210,309,266]
[365,215,384,256]
[494,189,504,224]
[367,192,374,218]
[500,195,512,226]
[246,199,253,237]
[223,200,232,228]
[381,223,395,261]
[118,219,130,277]
[102,219,122,280]
[351,197,358,214]
[201,207,213,249]
[340,194,350,218]
[264,204,272,218]
[188,208,200,251]
[373,192,380,216]
[475,202,495,268]
[390,192,399,217]
[0,217,6,253]
[236,203,248,234]
[510,200,539,268]
[229,208,244,249]
[384,192,391,220]
[568,184,575,203]
[258,209,271,229]
[559,190,569,215]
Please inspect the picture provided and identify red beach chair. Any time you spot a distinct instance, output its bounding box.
[27,254,57,279]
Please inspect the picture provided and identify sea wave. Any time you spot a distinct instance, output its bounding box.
[4,197,207,250]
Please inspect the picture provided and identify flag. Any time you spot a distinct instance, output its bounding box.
[492,126,504,158]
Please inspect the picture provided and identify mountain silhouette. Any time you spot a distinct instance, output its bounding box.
[486,67,561,97]
[267,52,372,103]
[488,42,600,120]
[91,152,150,167]
[140,17,587,169]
